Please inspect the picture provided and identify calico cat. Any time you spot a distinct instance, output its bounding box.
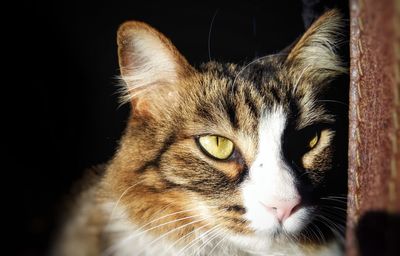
[53,9,347,256]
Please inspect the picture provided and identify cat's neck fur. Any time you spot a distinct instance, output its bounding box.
[102,199,341,256]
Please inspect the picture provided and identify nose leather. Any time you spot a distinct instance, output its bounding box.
[262,197,301,222]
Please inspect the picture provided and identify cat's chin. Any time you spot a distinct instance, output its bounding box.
[225,231,302,255]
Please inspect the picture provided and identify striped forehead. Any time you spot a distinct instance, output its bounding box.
[200,62,332,132]
[197,62,290,118]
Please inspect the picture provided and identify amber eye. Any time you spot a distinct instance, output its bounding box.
[197,135,234,160]
[308,132,320,149]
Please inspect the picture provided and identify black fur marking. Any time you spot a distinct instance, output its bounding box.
[282,100,303,173]
[269,86,282,104]
[233,163,249,185]
[287,99,301,127]
[136,133,177,173]
[161,152,237,195]
[225,205,246,214]
[226,99,239,129]
[196,104,218,123]
[222,216,248,225]
[246,63,267,85]
[244,90,260,119]
[220,64,238,81]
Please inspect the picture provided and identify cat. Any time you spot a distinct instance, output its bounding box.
[53,9,348,256]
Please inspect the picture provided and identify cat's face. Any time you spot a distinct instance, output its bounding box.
[105,10,347,252]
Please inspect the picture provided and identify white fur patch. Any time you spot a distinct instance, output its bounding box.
[241,107,311,236]
[101,202,180,256]
[100,203,241,256]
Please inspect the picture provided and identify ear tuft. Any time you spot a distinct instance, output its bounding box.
[286,9,347,84]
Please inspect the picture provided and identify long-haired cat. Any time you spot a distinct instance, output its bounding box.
[53,9,348,256]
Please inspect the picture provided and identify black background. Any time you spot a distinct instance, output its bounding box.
[8,1,347,255]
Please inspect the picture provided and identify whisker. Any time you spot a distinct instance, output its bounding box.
[208,229,228,255]
[319,212,346,226]
[300,226,314,244]
[282,229,299,254]
[314,222,328,244]
[131,207,216,234]
[164,222,211,253]
[134,215,216,256]
[193,226,223,255]
[176,224,222,256]
[108,180,144,222]
[317,214,345,233]
[314,215,345,244]
[307,224,321,243]
[182,226,221,256]
[208,9,219,62]
[103,212,211,256]
[292,63,312,94]
[321,195,348,199]
[309,222,326,245]
[231,53,287,94]
[252,15,258,58]
[319,206,347,219]
[320,204,347,211]
[316,100,349,107]
[319,198,347,204]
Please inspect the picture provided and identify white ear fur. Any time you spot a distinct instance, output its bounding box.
[286,10,347,83]
[117,21,192,115]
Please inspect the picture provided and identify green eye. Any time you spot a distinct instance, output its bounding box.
[197,135,234,160]
[308,132,319,149]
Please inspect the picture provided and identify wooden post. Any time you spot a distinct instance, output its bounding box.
[347,0,400,255]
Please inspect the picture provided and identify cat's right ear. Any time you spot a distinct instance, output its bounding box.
[117,21,193,117]
[284,10,347,88]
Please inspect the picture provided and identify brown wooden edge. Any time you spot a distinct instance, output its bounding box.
[347,0,400,255]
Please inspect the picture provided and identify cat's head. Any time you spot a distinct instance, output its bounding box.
[105,10,347,252]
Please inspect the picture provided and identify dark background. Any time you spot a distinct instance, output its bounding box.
[8,1,347,255]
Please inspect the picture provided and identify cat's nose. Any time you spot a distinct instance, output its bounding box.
[262,198,301,223]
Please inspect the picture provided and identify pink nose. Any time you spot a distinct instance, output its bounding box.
[262,198,301,222]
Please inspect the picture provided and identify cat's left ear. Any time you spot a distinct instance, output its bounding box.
[285,9,347,87]
[117,21,194,117]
